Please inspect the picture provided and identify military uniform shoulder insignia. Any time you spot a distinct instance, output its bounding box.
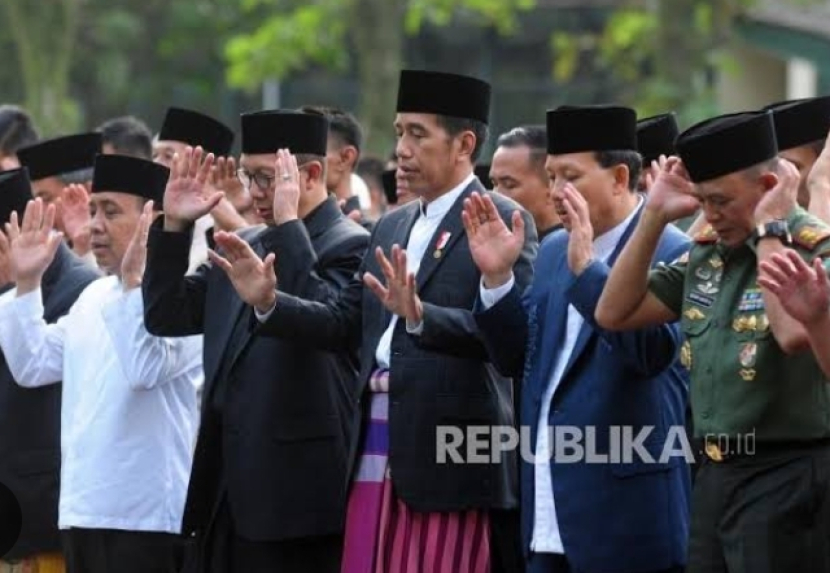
[793,225,830,250]
[694,225,718,244]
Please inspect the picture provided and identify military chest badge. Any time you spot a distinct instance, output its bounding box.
[683,307,706,321]
[695,267,712,281]
[739,342,757,367]
[738,289,764,312]
[680,340,692,369]
[696,281,719,295]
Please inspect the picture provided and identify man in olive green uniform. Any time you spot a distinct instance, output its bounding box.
[595,110,830,573]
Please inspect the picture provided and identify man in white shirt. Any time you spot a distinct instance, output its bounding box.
[469,105,691,573]
[0,154,201,573]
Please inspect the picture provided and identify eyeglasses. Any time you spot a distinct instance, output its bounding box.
[236,164,313,190]
[237,169,275,190]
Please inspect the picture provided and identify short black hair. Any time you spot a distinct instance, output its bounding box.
[97,116,153,159]
[0,105,39,156]
[595,150,642,191]
[434,115,489,163]
[496,125,547,168]
[356,156,385,189]
[299,105,363,155]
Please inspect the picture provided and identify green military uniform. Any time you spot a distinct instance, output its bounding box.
[648,207,830,445]
[648,207,830,573]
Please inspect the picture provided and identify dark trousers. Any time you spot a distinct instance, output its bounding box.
[491,508,525,573]
[688,443,830,573]
[527,552,683,573]
[185,491,342,573]
[61,527,182,573]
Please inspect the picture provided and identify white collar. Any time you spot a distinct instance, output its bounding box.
[418,172,476,220]
[593,194,643,261]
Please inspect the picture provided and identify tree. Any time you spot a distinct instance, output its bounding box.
[225,0,535,155]
[551,0,827,126]
[0,0,86,135]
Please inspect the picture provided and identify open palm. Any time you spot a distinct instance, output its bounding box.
[164,146,222,224]
[462,192,524,281]
[758,250,830,326]
[645,156,699,223]
[5,199,62,285]
[208,231,278,311]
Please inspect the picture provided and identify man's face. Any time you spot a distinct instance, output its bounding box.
[88,191,145,275]
[152,140,188,169]
[491,145,550,224]
[32,176,66,232]
[238,153,319,225]
[394,113,466,196]
[694,170,768,248]
[545,152,625,233]
[779,145,819,208]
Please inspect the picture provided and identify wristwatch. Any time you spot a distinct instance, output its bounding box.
[753,219,792,246]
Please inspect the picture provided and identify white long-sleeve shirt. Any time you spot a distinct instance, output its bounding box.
[0,276,202,533]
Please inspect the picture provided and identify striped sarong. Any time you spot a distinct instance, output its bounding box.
[341,369,490,573]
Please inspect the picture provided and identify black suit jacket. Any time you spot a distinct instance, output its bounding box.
[258,180,538,512]
[142,197,369,542]
[0,244,98,559]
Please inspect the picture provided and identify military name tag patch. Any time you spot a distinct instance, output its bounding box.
[687,291,715,308]
[738,289,764,312]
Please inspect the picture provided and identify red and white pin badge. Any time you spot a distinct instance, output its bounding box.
[433,231,452,258]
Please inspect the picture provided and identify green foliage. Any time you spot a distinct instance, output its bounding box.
[225,3,349,91]
[225,0,536,91]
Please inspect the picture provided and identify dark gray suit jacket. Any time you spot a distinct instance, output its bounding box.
[257,179,538,512]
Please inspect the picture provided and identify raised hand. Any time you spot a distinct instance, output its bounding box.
[208,231,277,313]
[272,149,301,225]
[364,245,422,323]
[0,229,14,287]
[60,184,92,254]
[558,183,595,275]
[163,146,221,232]
[644,155,699,224]
[461,191,524,288]
[758,249,830,328]
[755,158,798,224]
[5,199,63,293]
[211,156,253,217]
[121,200,154,291]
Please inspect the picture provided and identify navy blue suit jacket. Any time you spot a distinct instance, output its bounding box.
[476,204,692,573]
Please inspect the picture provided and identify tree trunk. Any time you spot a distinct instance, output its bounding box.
[0,0,82,134]
[350,0,407,158]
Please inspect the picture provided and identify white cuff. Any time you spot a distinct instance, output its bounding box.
[479,274,515,309]
[406,318,424,335]
[255,298,277,323]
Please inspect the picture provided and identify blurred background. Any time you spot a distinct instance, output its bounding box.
[1,0,828,159]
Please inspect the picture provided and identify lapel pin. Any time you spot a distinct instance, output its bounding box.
[433,231,451,259]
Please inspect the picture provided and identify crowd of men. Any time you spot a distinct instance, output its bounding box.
[0,68,829,573]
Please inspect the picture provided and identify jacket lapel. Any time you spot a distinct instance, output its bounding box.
[530,254,569,404]
[204,228,265,394]
[554,200,645,392]
[415,181,480,291]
